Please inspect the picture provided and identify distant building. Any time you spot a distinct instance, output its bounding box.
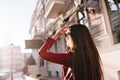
[1,44,24,72]
[0,47,2,68]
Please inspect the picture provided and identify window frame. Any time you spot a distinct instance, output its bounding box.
[105,0,120,44]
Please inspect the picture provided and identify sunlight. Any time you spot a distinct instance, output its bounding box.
[0,32,12,47]
[0,17,14,47]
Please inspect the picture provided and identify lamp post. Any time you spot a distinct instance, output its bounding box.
[10,43,14,80]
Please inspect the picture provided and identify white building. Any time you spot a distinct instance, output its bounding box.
[1,44,24,72]
[28,0,120,80]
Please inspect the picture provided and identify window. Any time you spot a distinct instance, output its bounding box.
[39,58,44,67]
[106,0,120,44]
[54,42,57,52]
[80,0,107,39]
[77,11,85,24]
[56,71,59,77]
[48,71,52,77]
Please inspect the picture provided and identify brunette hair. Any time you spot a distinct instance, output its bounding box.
[69,24,104,80]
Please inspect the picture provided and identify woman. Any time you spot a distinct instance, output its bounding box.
[38,24,104,80]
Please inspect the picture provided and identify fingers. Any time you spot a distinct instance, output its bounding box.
[52,26,70,40]
[61,25,70,31]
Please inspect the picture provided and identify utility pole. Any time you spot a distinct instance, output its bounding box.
[10,43,14,80]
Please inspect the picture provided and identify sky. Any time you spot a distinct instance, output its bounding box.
[0,0,37,51]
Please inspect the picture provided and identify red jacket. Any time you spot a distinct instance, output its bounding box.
[39,38,74,80]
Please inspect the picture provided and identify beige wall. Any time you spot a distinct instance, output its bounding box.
[30,0,120,79]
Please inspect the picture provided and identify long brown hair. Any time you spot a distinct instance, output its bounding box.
[69,24,104,80]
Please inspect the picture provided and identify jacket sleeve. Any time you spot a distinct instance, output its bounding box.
[38,38,71,66]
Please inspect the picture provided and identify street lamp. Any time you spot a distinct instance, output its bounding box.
[10,43,14,80]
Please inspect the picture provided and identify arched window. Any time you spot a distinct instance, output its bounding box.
[56,71,59,77]
[48,71,52,77]
[39,58,44,67]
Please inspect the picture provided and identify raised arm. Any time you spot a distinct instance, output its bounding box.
[38,38,71,66]
[38,26,71,65]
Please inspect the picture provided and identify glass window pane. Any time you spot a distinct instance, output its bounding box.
[107,0,120,44]
[77,11,84,24]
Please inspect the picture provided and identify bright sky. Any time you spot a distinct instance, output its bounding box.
[0,0,37,51]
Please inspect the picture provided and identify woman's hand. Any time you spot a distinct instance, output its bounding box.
[52,26,69,40]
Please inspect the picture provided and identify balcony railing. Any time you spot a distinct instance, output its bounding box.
[45,0,73,18]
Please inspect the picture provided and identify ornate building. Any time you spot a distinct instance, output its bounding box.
[29,0,120,79]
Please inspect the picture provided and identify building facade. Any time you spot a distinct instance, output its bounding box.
[1,44,24,72]
[29,0,120,79]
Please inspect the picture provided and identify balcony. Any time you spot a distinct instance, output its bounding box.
[29,20,45,39]
[45,0,73,18]
[85,0,99,9]
[30,26,42,39]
